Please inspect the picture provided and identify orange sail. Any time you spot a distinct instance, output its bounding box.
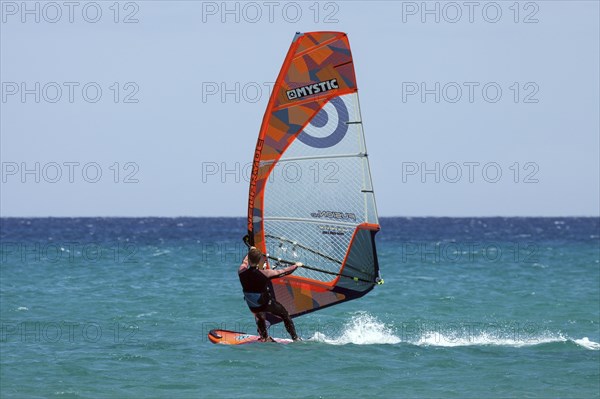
[247,32,382,321]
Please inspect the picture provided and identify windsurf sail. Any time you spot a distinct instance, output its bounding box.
[247,31,381,322]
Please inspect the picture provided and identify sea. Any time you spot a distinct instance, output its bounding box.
[1,217,599,399]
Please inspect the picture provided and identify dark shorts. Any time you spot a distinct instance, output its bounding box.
[251,300,289,319]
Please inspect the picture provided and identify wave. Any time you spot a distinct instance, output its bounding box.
[308,313,401,345]
[307,313,599,350]
[136,311,157,318]
[573,337,600,350]
[414,331,599,350]
[413,331,563,348]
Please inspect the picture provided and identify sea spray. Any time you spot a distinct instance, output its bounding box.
[309,312,401,345]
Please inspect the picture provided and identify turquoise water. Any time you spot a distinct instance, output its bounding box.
[1,218,599,398]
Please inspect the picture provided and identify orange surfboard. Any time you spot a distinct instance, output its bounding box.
[208,329,293,345]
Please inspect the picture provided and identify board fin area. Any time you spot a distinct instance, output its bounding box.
[208,329,293,345]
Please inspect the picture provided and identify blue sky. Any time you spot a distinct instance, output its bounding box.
[1,1,598,217]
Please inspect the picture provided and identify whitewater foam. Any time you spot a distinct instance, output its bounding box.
[307,314,600,350]
[309,313,401,345]
[413,331,600,350]
[414,331,567,348]
[574,337,600,350]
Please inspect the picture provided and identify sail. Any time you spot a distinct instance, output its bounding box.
[247,31,381,320]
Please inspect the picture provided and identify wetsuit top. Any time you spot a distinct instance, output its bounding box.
[238,266,271,310]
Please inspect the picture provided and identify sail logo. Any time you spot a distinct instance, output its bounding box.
[286,79,339,100]
[318,225,349,236]
[297,96,349,149]
[311,210,356,221]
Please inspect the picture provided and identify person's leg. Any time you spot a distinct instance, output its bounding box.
[254,312,269,341]
[267,302,298,340]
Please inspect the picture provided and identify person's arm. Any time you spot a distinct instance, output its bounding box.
[261,263,302,279]
[238,255,249,274]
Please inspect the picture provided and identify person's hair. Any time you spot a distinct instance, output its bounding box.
[248,248,263,266]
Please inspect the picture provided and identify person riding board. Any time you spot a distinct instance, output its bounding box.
[238,246,301,342]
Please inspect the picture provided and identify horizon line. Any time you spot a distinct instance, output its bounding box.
[1,215,599,219]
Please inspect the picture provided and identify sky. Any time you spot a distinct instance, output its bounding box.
[1,1,599,217]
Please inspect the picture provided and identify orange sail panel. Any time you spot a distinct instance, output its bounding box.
[247,32,381,321]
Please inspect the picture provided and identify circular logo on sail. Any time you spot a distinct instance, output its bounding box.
[297,97,348,148]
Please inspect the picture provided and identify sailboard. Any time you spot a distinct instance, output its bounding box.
[208,329,293,345]
[210,31,381,345]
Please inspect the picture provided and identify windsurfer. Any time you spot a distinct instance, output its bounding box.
[238,247,301,342]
